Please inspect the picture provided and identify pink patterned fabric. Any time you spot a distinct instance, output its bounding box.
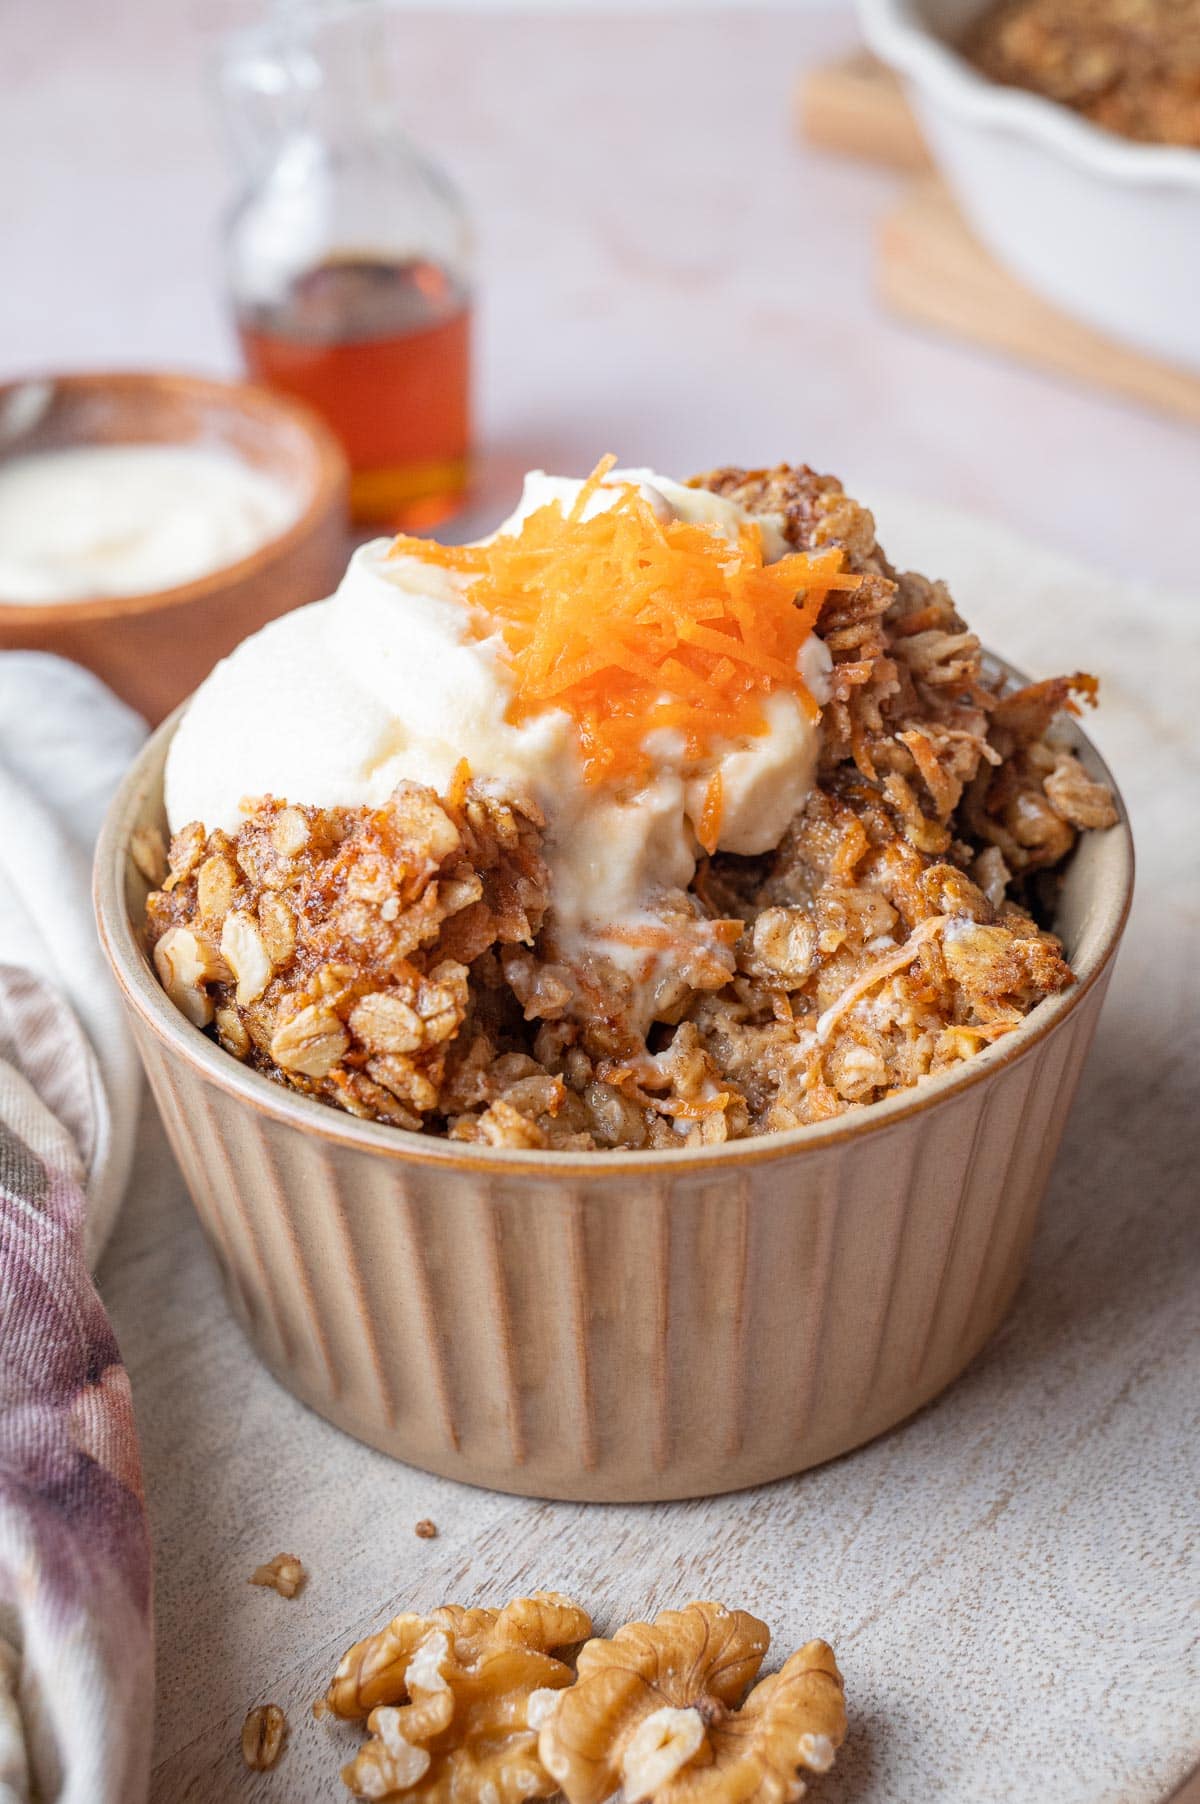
[0,654,151,1798]
[0,975,152,1801]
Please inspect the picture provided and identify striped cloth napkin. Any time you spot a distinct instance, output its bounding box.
[0,654,152,1803]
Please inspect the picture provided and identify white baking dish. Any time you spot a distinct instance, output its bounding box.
[858,0,1200,372]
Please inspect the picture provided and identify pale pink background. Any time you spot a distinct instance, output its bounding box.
[4,1,1195,589]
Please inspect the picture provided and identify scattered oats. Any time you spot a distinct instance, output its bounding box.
[242,1703,286,1770]
[258,891,296,964]
[271,806,310,857]
[197,853,236,919]
[250,1552,306,1599]
[271,1004,349,1078]
[350,992,425,1056]
[214,1004,251,1059]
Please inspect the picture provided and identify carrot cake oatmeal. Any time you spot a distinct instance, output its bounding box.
[965,0,1200,149]
[146,459,1117,1150]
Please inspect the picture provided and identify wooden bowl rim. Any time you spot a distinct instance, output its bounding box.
[0,369,349,626]
[94,674,1135,1180]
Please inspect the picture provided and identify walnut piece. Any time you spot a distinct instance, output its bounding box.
[319,1592,591,1801]
[538,1601,846,1804]
[221,909,274,1006]
[242,1703,286,1770]
[250,1552,306,1599]
[152,926,226,1028]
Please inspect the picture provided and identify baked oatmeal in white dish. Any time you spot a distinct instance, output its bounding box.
[146,458,1117,1150]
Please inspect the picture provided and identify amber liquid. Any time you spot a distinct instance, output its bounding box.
[237,257,471,529]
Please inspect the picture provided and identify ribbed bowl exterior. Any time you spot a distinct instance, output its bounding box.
[127,978,1108,1500]
[97,709,1131,1501]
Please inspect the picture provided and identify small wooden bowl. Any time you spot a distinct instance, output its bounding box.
[0,371,349,723]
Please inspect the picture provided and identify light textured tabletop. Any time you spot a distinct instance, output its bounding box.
[5,4,1198,1801]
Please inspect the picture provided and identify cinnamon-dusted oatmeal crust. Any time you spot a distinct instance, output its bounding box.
[147,463,1116,1149]
[147,777,548,1132]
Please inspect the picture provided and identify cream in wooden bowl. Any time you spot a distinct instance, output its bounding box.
[0,442,298,604]
[0,372,349,722]
[94,458,1132,1500]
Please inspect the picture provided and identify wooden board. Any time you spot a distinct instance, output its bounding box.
[797,50,931,171]
[1166,1768,1200,1804]
[879,179,1200,425]
[800,54,1200,422]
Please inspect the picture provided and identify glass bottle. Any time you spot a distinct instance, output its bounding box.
[217,5,472,530]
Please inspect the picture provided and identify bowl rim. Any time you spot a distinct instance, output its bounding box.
[0,369,349,626]
[858,0,1200,190]
[94,683,1135,1179]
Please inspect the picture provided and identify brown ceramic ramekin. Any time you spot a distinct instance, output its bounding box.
[95,705,1132,1501]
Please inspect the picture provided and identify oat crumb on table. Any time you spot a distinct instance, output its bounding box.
[241,1702,287,1770]
[249,1551,306,1598]
[414,1518,438,1539]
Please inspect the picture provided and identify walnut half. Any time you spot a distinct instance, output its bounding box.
[319,1592,592,1801]
[537,1601,846,1804]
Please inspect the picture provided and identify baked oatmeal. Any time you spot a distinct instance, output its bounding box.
[965,0,1200,148]
[146,460,1117,1150]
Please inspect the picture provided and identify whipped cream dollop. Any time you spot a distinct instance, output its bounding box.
[167,467,832,974]
[0,444,298,604]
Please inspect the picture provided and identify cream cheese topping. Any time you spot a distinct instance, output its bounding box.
[497,467,791,561]
[166,468,831,981]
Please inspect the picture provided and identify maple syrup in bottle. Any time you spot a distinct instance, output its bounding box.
[218,8,473,527]
[237,256,471,530]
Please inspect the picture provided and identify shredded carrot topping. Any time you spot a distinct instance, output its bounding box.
[697,769,724,857]
[388,456,860,786]
[447,757,473,810]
